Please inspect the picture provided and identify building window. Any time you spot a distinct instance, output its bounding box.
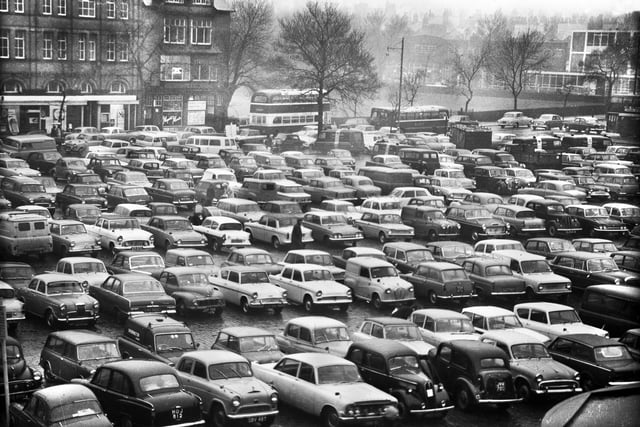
[46,81,64,93]
[14,0,23,13]
[164,18,186,44]
[163,95,183,112]
[119,34,128,61]
[166,0,184,4]
[80,81,93,93]
[79,0,95,18]
[106,34,116,61]
[193,0,211,5]
[43,32,53,59]
[160,55,190,81]
[57,33,67,60]
[190,19,212,45]
[78,33,86,60]
[110,81,126,93]
[106,0,115,18]
[119,0,128,19]
[0,0,7,12]
[57,0,66,15]
[88,34,96,61]
[43,0,52,14]
[14,31,25,58]
[2,80,23,93]
[193,62,218,82]
[586,32,617,48]
[0,30,8,58]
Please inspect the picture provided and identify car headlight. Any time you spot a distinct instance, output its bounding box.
[231,397,241,407]
[536,374,543,383]
[29,198,34,203]
[177,239,182,244]
[482,224,487,230]
[59,303,66,312]
[385,288,391,294]
[316,290,323,297]
[117,236,123,243]
[32,370,42,381]
[614,278,621,285]
[270,393,278,404]
[252,292,258,300]
[346,289,352,297]
[566,283,571,289]
[408,287,414,293]
[333,233,342,238]
[281,291,288,299]
[93,302,99,309]
[149,236,154,242]
[70,242,76,247]
[574,372,581,381]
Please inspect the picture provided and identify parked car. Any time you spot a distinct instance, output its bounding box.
[331,246,386,269]
[74,359,204,426]
[277,316,353,357]
[525,199,582,236]
[532,114,564,130]
[55,184,108,211]
[105,184,151,208]
[351,317,434,356]
[524,237,576,259]
[423,241,475,264]
[550,251,640,290]
[215,198,264,224]
[354,211,414,243]
[445,204,509,242]
[408,308,478,347]
[0,335,42,403]
[302,177,357,203]
[46,219,100,257]
[40,330,121,382]
[175,350,279,427]
[270,264,352,312]
[461,305,550,343]
[158,267,225,316]
[596,174,639,201]
[212,326,284,364]
[280,249,345,282]
[427,340,521,411]
[0,176,56,213]
[311,199,363,223]
[461,257,526,300]
[380,242,434,274]
[142,215,208,250]
[491,205,546,236]
[87,155,126,180]
[244,214,313,249]
[344,257,415,309]
[480,330,581,401]
[346,339,453,419]
[252,353,398,426]
[0,261,35,290]
[563,116,605,133]
[51,257,109,288]
[547,334,640,390]
[18,273,99,328]
[566,204,629,238]
[26,151,62,175]
[67,172,108,194]
[498,111,532,128]
[572,237,618,255]
[192,215,250,252]
[146,178,196,209]
[341,175,382,202]
[610,250,640,274]
[0,280,25,333]
[107,250,166,278]
[301,211,364,246]
[9,384,111,427]
[514,302,609,340]
[400,261,475,305]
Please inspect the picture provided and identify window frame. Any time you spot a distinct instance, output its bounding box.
[78,0,95,18]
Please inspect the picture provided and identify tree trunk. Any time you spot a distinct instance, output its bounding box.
[317,83,324,134]
[513,96,518,110]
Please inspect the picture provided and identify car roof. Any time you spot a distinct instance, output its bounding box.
[462,306,513,317]
[286,316,347,329]
[425,241,472,248]
[112,272,159,280]
[603,203,638,209]
[364,316,416,326]
[476,239,521,246]
[218,326,275,337]
[482,330,547,346]
[555,251,613,260]
[32,384,100,406]
[59,257,105,264]
[207,215,241,223]
[161,266,209,275]
[383,242,427,251]
[347,257,394,268]
[229,247,270,255]
[180,349,247,364]
[554,334,619,347]
[445,340,507,358]
[286,249,331,256]
[572,238,613,244]
[221,265,271,273]
[492,250,544,261]
[48,329,116,345]
[514,302,573,312]
[115,251,163,258]
[101,359,176,377]
[34,273,81,282]
[495,204,531,212]
[283,352,352,367]
[416,261,463,270]
[585,284,640,298]
[349,339,416,358]
[48,219,86,226]
[463,256,509,267]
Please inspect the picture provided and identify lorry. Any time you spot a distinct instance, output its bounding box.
[449,123,492,150]
[504,137,562,170]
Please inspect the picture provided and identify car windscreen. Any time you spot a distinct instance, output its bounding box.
[317,364,361,384]
[77,342,120,361]
[511,343,550,359]
[442,269,467,281]
[60,224,88,235]
[384,325,421,340]
[520,260,552,274]
[165,219,192,230]
[303,269,333,281]
[240,271,270,283]
[47,281,84,295]
[586,258,619,272]
[129,256,164,268]
[73,262,106,274]
[244,254,273,265]
[548,240,574,251]
[434,318,475,333]
[177,273,209,286]
[219,222,242,231]
[239,335,279,352]
[441,245,474,258]
[406,250,433,263]
[139,374,181,393]
[487,315,522,329]
[388,355,421,374]
[485,265,512,276]
[155,333,196,352]
[185,255,214,266]
[548,309,581,324]
[208,362,253,379]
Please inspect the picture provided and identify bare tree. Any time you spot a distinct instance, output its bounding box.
[219,0,274,123]
[450,46,488,113]
[584,33,634,110]
[278,2,379,132]
[489,29,552,110]
[403,69,426,106]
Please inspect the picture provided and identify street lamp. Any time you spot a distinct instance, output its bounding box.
[387,37,405,133]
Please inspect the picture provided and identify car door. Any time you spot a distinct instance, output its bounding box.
[354,266,371,300]
[271,358,301,405]
[296,362,318,413]
[528,308,554,338]
[432,344,454,388]
[59,340,80,380]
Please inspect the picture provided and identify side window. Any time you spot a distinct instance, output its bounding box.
[348,348,363,365]
[530,309,547,324]
[359,267,369,278]
[92,368,111,388]
[516,308,529,319]
[510,260,521,273]
[371,324,384,339]
[292,270,302,282]
[451,351,469,371]
[438,346,452,364]
[298,363,315,383]
[275,358,300,376]
[109,371,132,395]
[36,281,46,293]
[361,322,372,335]
[286,324,300,339]
[177,358,194,373]
[193,362,207,379]
[551,338,573,354]
[368,353,386,371]
[299,327,311,343]
[571,343,593,361]
[471,314,485,330]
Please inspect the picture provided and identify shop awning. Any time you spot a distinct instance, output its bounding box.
[1,94,138,106]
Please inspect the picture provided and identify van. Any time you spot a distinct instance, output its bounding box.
[184,135,237,155]
[357,166,414,195]
[560,135,612,152]
[579,284,640,337]
[131,131,178,148]
[0,135,57,160]
[398,148,440,174]
[314,129,366,153]
[0,211,53,256]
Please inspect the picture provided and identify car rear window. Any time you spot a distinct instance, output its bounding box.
[480,357,506,368]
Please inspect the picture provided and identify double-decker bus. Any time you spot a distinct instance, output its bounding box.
[370,105,450,134]
[248,89,331,135]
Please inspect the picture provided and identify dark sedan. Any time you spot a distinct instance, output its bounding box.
[55,184,108,211]
[550,251,640,290]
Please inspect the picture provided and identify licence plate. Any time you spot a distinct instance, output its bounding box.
[427,389,434,397]
[248,417,266,423]
[456,286,464,293]
[497,381,505,392]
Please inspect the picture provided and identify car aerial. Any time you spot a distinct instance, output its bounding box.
[550,251,640,290]
[158,267,225,316]
[382,242,435,274]
[525,199,582,237]
[146,178,196,209]
[353,211,415,243]
[90,273,175,321]
[493,250,572,300]
[0,280,25,333]
[603,202,640,230]
[331,246,386,270]
[192,215,250,252]
[105,183,152,208]
[51,257,109,288]
[423,241,475,264]
[48,219,101,257]
[17,273,99,329]
[0,176,56,213]
[74,359,205,427]
[546,334,640,390]
[461,305,551,343]
[461,257,526,300]
[0,261,35,290]
[572,237,618,255]
[277,316,353,357]
[532,114,564,130]
[67,172,108,194]
[524,237,576,259]
[514,302,609,340]
[212,326,284,364]
[427,340,521,411]
[346,339,453,420]
[408,308,478,347]
[9,383,111,427]
[301,211,364,246]
[445,204,509,242]
[595,174,639,201]
[142,215,208,250]
[480,330,581,402]
[498,111,532,128]
[175,350,279,427]
[280,249,346,282]
[270,264,352,312]
[244,214,313,249]
[252,353,398,427]
[352,317,434,357]
[86,215,154,254]
[400,261,475,305]
[107,250,166,278]
[40,330,121,382]
[491,204,546,237]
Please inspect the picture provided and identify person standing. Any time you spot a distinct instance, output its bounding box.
[291,218,303,249]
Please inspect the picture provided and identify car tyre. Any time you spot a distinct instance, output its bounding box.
[120,416,133,427]
[396,397,409,420]
[45,310,58,329]
[272,237,281,250]
[261,416,276,427]
[427,230,437,241]
[212,239,221,252]
[273,306,283,315]
[210,403,227,427]
[525,287,536,300]
[303,296,314,313]
[455,386,474,411]
[516,380,533,402]
[471,231,480,242]
[322,407,340,427]
[338,304,349,312]
[547,223,558,237]
[176,300,187,317]
[378,232,387,244]
[428,290,438,306]
[60,245,68,257]
[372,293,383,310]
[240,298,251,314]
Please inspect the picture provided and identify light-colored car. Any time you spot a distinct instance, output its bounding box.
[212,326,284,364]
[86,215,154,253]
[52,257,109,287]
[344,257,415,309]
[158,267,225,316]
[193,215,250,252]
[491,205,546,236]
[49,219,101,256]
[142,215,208,250]
[252,353,398,426]
[352,317,434,356]
[301,211,364,246]
[0,280,25,333]
[480,330,581,401]
[280,249,345,282]
[270,264,352,312]
[514,302,610,340]
[277,316,353,357]
[497,111,532,128]
[432,168,476,190]
[210,266,288,314]
[175,350,279,426]
[532,114,564,130]
[112,203,153,225]
[359,196,403,216]
[106,170,152,188]
[354,211,414,243]
[244,214,313,249]
[310,199,363,223]
[408,308,479,347]
[461,305,552,344]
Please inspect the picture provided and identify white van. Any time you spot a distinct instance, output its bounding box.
[184,135,237,154]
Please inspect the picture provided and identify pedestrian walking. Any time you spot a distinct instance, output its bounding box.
[291,218,304,249]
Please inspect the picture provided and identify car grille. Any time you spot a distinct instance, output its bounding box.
[259,298,284,304]
[353,401,389,416]
[76,303,85,315]
[539,380,578,391]
[196,298,223,307]
[236,404,272,415]
[486,226,505,235]
[543,282,569,291]
[124,240,148,248]
[393,288,410,300]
